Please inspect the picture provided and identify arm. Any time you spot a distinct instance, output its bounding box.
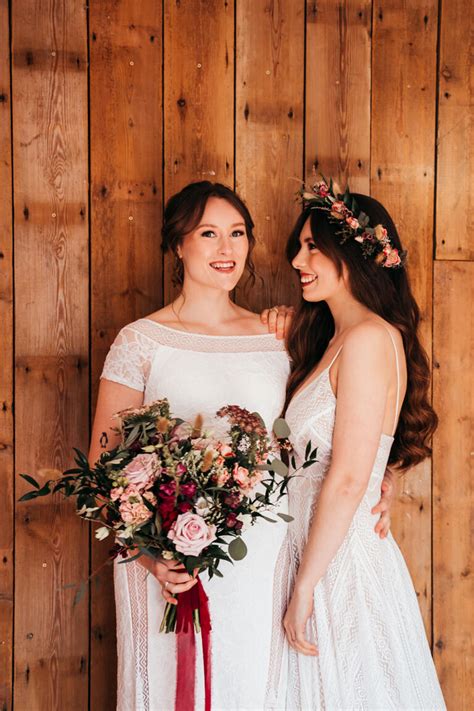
[91,377,196,604]
[284,323,392,655]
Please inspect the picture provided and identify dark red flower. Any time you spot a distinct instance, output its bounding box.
[226,512,238,528]
[180,482,197,497]
[178,501,193,514]
[159,481,176,497]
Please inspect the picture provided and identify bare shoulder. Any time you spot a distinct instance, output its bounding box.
[145,305,175,323]
[343,318,401,360]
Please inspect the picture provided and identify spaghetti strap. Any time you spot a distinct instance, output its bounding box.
[327,344,344,372]
[384,327,401,436]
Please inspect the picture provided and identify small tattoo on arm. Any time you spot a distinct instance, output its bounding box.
[100,432,109,448]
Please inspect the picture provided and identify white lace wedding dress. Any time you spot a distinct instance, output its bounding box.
[101,318,290,711]
[270,334,446,710]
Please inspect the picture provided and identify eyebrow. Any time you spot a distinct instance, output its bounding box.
[197,222,245,229]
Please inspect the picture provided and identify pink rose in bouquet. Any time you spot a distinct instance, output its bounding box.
[119,500,153,525]
[167,512,217,556]
[122,452,160,490]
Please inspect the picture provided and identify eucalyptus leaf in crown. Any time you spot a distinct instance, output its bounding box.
[299,176,406,269]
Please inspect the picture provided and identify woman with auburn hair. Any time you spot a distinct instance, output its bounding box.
[277,181,446,709]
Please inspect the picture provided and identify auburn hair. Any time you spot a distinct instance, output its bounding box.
[161,181,257,288]
[284,195,437,470]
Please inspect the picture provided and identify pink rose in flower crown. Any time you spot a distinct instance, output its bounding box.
[122,453,160,491]
[383,247,402,268]
[346,216,359,230]
[313,180,329,197]
[330,201,348,219]
[167,512,217,556]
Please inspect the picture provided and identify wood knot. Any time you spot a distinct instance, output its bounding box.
[441,65,452,80]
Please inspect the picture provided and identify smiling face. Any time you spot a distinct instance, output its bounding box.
[291,217,346,302]
[178,197,250,292]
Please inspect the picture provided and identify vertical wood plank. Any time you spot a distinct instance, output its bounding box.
[305,0,371,193]
[235,1,304,312]
[371,0,438,636]
[436,0,474,259]
[12,1,89,709]
[89,2,163,708]
[163,0,234,303]
[0,1,13,708]
[433,261,473,709]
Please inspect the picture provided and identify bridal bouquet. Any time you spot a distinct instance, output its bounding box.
[20,399,306,632]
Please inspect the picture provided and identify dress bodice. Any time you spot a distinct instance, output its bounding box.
[285,364,393,512]
[101,318,290,437]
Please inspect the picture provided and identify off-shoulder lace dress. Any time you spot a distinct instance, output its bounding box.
[101,318,291,711]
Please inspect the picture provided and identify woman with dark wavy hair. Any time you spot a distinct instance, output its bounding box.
[278,181,445,709]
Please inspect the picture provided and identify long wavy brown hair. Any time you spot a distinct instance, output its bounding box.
[284,195,437,470]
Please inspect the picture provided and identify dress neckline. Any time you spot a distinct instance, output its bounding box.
[142,318,277,340]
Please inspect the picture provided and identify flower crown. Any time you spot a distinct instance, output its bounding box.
[299,177,406,269]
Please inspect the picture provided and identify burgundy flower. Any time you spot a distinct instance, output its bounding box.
[159,481,176,497]
[226,512,238,528]
[224,492,241,510]
[158,498,178,531]
[178,501,193,514]
[180,482,197,497]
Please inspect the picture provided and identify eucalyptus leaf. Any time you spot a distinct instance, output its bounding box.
[273,417,291,439]
[228,536,248,561]
[277,512,294,523]
[270,459,289,477]
[255,463,274,471]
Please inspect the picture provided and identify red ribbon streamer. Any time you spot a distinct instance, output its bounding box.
[175,577,212,711]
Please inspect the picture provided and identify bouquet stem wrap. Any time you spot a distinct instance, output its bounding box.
[175,576,212,711]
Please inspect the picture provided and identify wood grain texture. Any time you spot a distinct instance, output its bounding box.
[235,0,304,312]
[435,0,474,259]
[371,0,438,636]
[89,2,163,708]
[163,0,234,303]
[433,261,474,709]
[305,0,371,193]
[0,1,13,708]
[12,1,89,709]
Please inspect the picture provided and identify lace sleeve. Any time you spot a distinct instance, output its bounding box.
[100,323,156,392]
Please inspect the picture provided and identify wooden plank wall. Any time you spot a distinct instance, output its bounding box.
[1,1,472,709]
